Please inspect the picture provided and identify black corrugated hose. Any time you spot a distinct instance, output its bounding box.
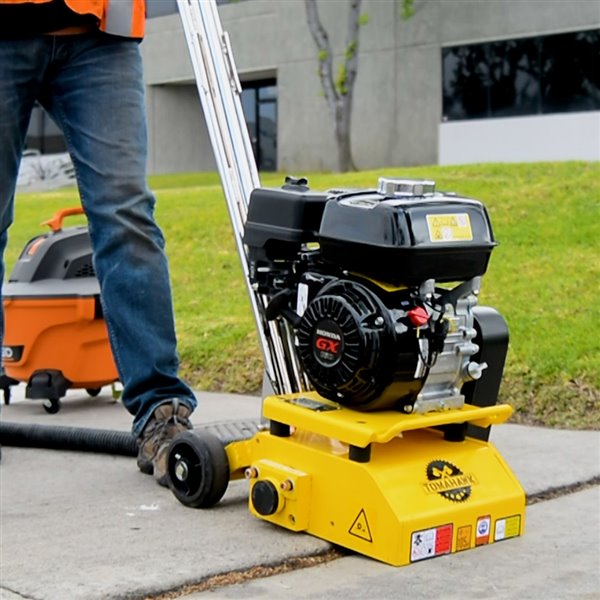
[0,421,137,456]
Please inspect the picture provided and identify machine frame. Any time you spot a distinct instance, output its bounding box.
[171,0,525,567]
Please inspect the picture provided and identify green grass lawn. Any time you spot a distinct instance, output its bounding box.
[7,161,600,429]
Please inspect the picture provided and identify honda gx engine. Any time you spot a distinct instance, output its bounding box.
[243,176,507,415]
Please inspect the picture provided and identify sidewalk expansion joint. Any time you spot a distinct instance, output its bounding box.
[527,475,600,505]
[135,548,345,600]
[0,585,39,600]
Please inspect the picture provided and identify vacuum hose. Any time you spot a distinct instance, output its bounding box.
[0,421,137,456]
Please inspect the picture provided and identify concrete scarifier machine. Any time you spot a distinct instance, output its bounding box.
[167,0,525,566]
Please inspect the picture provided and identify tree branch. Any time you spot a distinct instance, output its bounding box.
[305,0,338,119]
[341,0,361,100]
[304,0,364,171]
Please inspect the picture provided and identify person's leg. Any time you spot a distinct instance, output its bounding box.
[0,38,50,356]
[0,39,51,463]
[39,34,197,447]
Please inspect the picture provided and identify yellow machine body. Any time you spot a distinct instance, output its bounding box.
[227,392,525,567]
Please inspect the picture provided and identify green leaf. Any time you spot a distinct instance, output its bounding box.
[401,0,414,20]
[336,63,348,95]
[345,40,357,61]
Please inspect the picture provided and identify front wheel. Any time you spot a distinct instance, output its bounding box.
[167,431,230,508]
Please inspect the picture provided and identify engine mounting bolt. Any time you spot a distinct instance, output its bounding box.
[280,479,294,492]
[245,466,259,479]
[374,316,384,327]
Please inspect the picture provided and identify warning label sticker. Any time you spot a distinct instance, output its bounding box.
[494,515,521,541]
[349,509,373,542]
[426,213,473,243]
[410,524,453,562]
[475,515,491,546]
[456,525,472,552]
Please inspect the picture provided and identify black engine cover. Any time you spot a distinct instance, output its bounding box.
[296,279,423,411]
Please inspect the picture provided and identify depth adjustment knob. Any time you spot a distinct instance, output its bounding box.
[251,480,280,516]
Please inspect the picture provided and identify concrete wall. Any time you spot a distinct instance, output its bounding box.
[146,84,217,173]
[140,0,600,174]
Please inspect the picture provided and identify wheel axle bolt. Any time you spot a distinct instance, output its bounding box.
[174,460,189,482]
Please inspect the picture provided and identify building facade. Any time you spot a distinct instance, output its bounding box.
[140,0,599,173]
[26,0,600,173]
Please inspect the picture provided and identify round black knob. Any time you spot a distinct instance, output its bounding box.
[251,480,279,516]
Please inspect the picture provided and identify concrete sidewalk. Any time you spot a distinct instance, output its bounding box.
[1,385,599,600]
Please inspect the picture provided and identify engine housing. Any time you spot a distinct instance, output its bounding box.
[243,176,506,414]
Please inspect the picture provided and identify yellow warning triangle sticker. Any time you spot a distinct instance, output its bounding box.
[349,509,373,542]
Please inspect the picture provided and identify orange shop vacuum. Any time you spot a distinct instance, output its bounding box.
[1,207,118,413]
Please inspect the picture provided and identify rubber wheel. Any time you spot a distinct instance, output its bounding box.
[86,388,101,397]
[167,430,230,508]
[43,399,61,414]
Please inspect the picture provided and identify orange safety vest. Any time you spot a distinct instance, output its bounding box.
[0,0,146,38]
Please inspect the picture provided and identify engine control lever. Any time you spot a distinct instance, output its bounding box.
[439,276,482,309]
[265,289,302,327]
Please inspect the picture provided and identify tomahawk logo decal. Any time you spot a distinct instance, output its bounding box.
[423,460,477,502]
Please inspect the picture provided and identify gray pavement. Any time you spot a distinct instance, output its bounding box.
[1,384,599,600]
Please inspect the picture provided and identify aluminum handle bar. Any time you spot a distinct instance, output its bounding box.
[177,0,307,395]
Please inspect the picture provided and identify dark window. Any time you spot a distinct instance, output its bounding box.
[541,30,600,114]
[241,79,277,171]
[443,29,599,121]
[443,44,490,120]
[488,38,541,117]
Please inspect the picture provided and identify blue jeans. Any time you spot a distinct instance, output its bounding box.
[0,34,197,436]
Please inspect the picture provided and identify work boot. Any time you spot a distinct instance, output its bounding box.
[137,399,193,487]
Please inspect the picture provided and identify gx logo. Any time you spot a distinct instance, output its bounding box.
[315,336,340,354]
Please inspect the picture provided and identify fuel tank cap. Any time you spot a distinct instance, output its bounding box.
[378,177,435,198]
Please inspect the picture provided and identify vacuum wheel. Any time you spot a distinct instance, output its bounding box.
[43,398,61,414]
[167,430,230,508]
[86,388,102,397]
